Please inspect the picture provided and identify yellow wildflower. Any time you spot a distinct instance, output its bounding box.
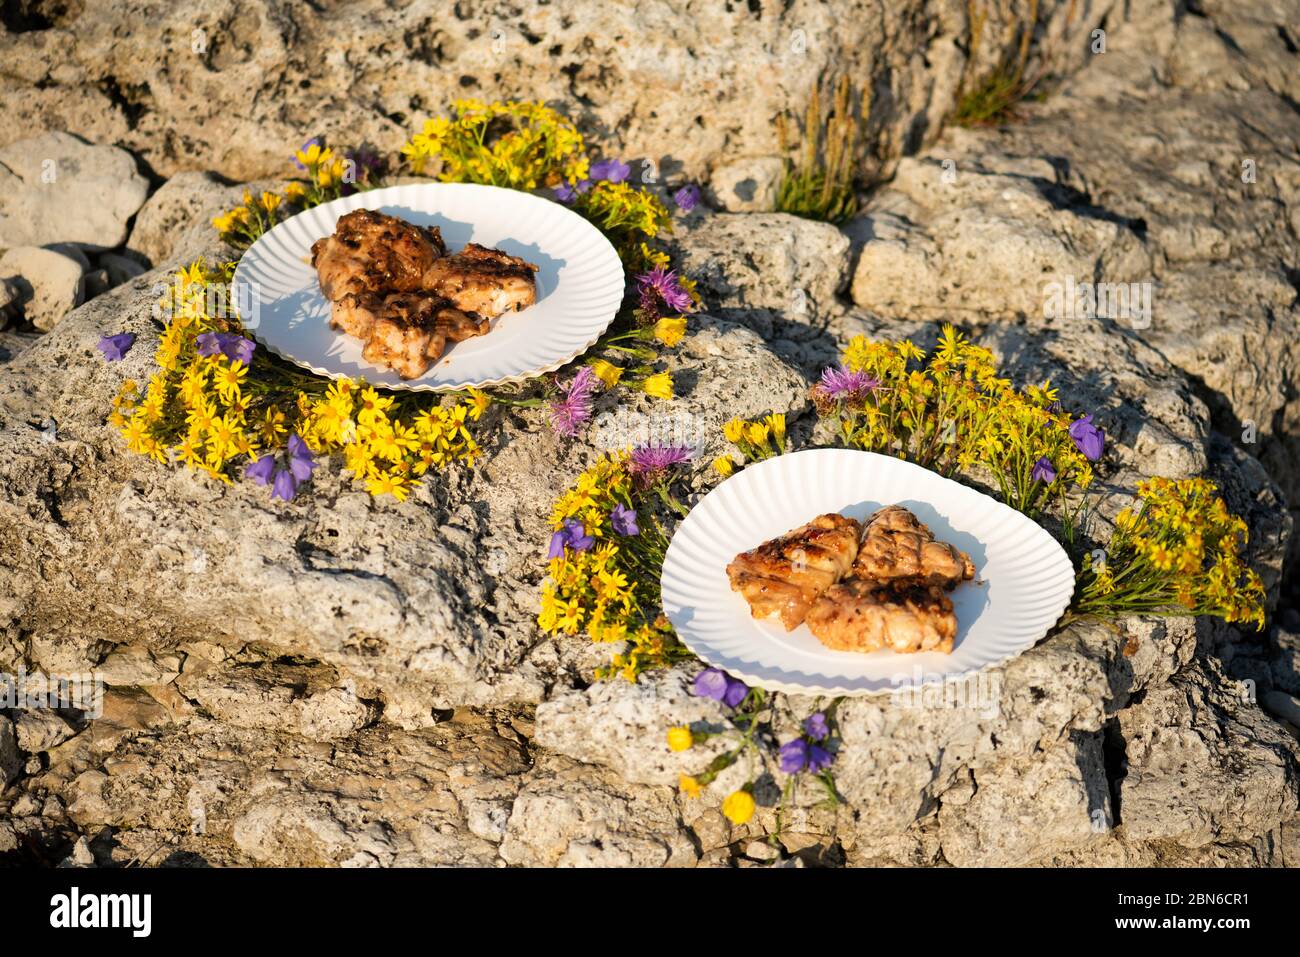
[229,429,258,458]
[206,415,238,458]
[666,726,693,752]
[367,471,410,501]
[640,372,673,401]
[765,412,786,448]
[176,262,205,288]
[357,387,395,423]
[344,441,376,479]
[1148,543,1174,571]
[137,434,168,464]
[466,388,491,420]
[652,316,686,348]
[213,360,248,402]
[259,407,288,445]
[295,141,326,168]
[721,789,756,825]
[228,394,252,427]
[211,207,249,234]
[186,399,216,435]
[176,435,204,468]
[588,359,623,387]
[120,413,146,445]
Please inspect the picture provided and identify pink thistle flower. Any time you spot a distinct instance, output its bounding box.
[549,366,600,438]
[629,443,692,487]
[810,364,880,414]
[636,267,692,316]
[819,365,879,398]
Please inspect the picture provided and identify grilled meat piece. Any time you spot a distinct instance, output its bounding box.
[423,243,537,319]
[726,513,861,630]
[359,292,487,380]
[312,210,539,379]
[805,578,957,654]
[329,290,385,340]
[311,209,447,301]
[313,238,371,302]
[853,505,975,588]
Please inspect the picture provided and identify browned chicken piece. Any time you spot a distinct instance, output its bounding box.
[726,513,861,631]
[312,210,538,379]
[313,238,371,302]
[329,290,384,340]
[423,242,538,319]
[360,292,487,380]
[853,505,975,588]
[805,579,958,654]
[311,208,447,301]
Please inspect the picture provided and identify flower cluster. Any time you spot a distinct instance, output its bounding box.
[110,262,264,481]
[778,712,834,774]
[671,668,840,833]
[212,138,370,249]
[401,99,589,190]
[574,181,673,263]
[546,357,675,441]
[398,100,697,431]
[544,149,675,263]
[211,186,303,248]
[669,669,759,820]
[565,249,699,420]
[554,156,629,200]
[1074,477,1266,628]
[108,261,486,500]
[293,138,357,194]
[630,443,692,490]
[400,100,673,263]
[635,265,693,321]
[537,450,692,679]
[713,412,788,477]
[548,366,601,438]
[821,325,1097,520]
[296,380,488,502]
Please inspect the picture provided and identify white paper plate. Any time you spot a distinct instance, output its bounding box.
[660,448,1077,696]
[231,182,625,391]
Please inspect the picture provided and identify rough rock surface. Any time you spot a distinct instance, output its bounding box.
[1,0,1299,867]
[708,157,784,213]
[0,0,1110,184]
[673,212,852,330]
[0,277,20,317]
[126,171,238,267]
[0,132,150,250]
[1115,659,1299,849]
[0,718,21,787]
[0,330,39,364]
[0,245,85,331]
